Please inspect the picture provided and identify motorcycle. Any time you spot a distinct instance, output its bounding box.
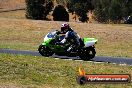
[38,30,98,60]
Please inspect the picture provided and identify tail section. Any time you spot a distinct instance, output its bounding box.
[83,38,98,47]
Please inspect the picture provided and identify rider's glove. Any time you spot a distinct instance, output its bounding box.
[56,30,61,35]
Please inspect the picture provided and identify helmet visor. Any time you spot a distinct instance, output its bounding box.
[61,27,67,33]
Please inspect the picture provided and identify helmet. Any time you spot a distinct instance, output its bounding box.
[61,23,70,33]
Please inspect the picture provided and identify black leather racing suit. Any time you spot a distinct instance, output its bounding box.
[60,28,81,52]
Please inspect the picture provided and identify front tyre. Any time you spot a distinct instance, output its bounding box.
[38,45,54,57]
[79,47,96,61]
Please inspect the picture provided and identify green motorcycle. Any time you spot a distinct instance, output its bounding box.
[38,30,98,60]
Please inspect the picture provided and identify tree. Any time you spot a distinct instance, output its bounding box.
[93,0,132,23]
[109,0,122,23]
[56,0,70,6]
[52,5,69,21]
[25,0,53,20]
[67,0,94,22]
[93,0,110,23]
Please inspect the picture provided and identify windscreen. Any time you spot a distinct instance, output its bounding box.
[47,31,57,38]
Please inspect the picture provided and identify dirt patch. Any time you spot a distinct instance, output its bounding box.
[0,0,25,11]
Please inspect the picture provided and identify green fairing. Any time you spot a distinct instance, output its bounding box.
[42,39,52,46]
[83,38,98,44]
[42,39,65,53]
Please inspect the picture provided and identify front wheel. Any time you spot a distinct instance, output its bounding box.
[38,45,54,57]
[79,47,96,61]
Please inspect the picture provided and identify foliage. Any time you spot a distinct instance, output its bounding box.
[52,5,69,21]
[67,0,94,22]
[25,0,53,20]
[56,0,70,6]
[93,0,132,23]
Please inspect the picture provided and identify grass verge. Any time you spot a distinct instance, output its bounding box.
[0,54,132,88]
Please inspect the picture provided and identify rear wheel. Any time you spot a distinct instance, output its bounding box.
[38,45,54,57]
[79,47,96,61]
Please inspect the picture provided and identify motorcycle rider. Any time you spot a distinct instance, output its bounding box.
[56,23,81,52]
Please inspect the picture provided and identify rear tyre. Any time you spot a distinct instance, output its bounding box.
[79,47,96,61]
[38,45,54,57]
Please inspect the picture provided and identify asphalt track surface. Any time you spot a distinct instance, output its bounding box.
[0,49,132,65]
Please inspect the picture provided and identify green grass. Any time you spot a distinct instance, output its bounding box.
[0,54,132,88]
[0,41,38,50]
[96,42,132,58]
